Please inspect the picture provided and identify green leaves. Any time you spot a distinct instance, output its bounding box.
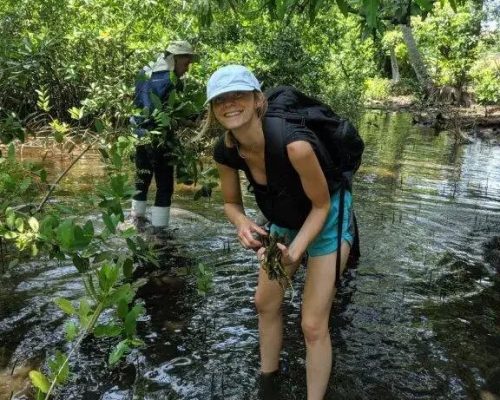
[48,351,70,384]
[336,0,350,16]
[28,217,40,232]
[0,112,25,144]
[94,119,105,134]
[7,143,15,160]
[1,209,41,252]
[102,212,121,234]
[72,254,90,273]
[109,340,130,365]
[101,137,136,172]
[122,258,134,279]
[35,87,52,113]
[150,92,163,110]
[77,298,92,329]
[362,0,379,29]
[447,0,457,12]
[106,284,136,308]
[49,120,70,143]
[196,263,214,296]
[55,298,76,315]
[68,107,85,121]
[110,174,129,198]
[94,324,122,337]
[64,321,79,341]
[124,304,145,337]
[29,352,69,397]
[307,0,325,22]
[14,217,24,233]
[55,219,94,252]
[29,371,50,393]
[414,0,434,12]
[98,263,120,294]
[471,58,500,106]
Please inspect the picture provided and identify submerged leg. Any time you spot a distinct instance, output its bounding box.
[254,260,299,399]
[255,260,299,370]
[302,242,350,400]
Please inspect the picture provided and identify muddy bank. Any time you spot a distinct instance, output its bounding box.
[366,97,500,130]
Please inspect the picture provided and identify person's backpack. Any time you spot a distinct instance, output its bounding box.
[264,86,364,283]
[265,86,364,188]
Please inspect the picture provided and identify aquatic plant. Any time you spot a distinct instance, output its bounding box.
[260,234,293,294]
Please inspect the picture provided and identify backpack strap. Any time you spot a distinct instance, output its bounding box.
[335,182,345,287]
[262,115,289,196]
[335,182,361,288]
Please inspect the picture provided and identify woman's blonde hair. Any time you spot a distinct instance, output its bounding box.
[199,91,268,147]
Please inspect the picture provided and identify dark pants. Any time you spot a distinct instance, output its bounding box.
[133,144,174,207]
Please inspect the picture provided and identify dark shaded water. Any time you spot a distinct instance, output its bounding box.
[1,111,499,400]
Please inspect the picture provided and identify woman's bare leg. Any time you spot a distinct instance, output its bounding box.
[302,242,351,400]
[255,261,300,372]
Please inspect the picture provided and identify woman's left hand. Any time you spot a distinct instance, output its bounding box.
[276,243,300,267]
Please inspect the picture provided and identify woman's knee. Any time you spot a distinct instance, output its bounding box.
[254,288,282,316]
[301,316,329,344]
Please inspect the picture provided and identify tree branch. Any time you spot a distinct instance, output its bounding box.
[35,138,99,213]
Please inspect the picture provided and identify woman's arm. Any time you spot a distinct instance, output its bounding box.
[217,162,267,249]
[279,141,331,264]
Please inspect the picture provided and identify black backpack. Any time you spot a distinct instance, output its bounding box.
[265,86,364,187]
[264,86,364,282]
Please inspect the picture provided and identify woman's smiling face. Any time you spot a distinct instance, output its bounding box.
[211,91,260,131]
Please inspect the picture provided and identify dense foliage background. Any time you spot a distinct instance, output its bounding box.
[1,0,499,136]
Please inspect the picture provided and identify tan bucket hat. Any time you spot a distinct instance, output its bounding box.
[166,40,199,62]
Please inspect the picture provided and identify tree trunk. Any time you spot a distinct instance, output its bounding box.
[390,47,400,83]
[400,24,434,94]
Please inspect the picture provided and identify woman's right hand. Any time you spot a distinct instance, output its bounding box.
[236,218,268,250]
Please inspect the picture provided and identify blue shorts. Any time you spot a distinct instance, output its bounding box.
[269,190,354,257]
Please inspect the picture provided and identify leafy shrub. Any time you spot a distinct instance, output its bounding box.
[364,77,391,101]
[0,151,43,209]
[471,57,500,106]
[413,3,482,89]
[390,78,419,96]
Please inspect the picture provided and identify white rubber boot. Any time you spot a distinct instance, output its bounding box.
[119,200,147,232]
[151,206,170,228]
[131,200,147,217]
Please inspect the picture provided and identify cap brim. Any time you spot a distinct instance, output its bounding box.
[205,84,257,105]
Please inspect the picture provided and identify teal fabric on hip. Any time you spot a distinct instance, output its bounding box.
[269,190,354,257]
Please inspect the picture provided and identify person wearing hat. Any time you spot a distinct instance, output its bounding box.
[203,65,354,399]
[130,40,198,231]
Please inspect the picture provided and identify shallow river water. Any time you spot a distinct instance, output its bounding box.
[1,111,499,400]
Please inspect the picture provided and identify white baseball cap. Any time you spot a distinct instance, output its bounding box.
[206,65,261,104]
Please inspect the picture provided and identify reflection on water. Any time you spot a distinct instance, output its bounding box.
[1,111,499,399]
